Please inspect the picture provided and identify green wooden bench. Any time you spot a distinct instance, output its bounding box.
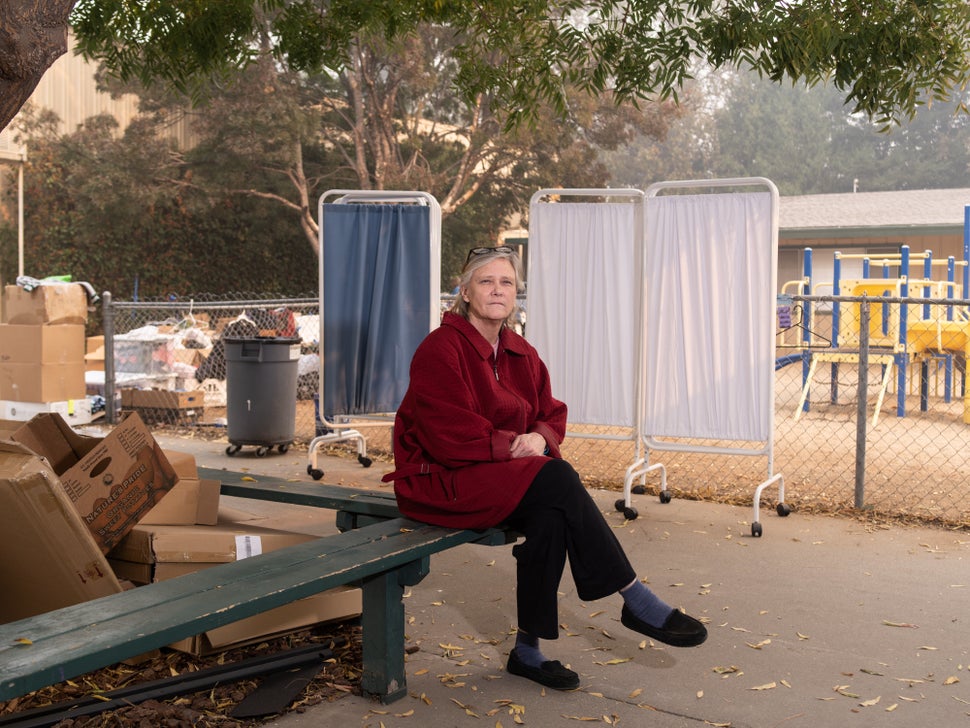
[0,470,516,706]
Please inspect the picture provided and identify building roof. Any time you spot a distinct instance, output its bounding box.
[780,187,970,239]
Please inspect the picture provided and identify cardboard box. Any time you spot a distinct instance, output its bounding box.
[136,448,218,526]
[12,412,179,553]
[3,283,89,325]
[0,441,122,623]
[0,324,86,364]
[121,389,205,410]
[138,478,220,526]
[107,517,362,655]
[0,361,87,402]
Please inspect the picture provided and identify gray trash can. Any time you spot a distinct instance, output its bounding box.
[223,336,301,457]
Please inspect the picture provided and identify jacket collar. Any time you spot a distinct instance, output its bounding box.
[441,311,528,359]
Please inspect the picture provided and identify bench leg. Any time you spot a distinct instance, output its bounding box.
[360,558,430,703]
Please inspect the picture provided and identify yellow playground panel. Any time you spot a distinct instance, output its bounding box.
[798,278,970,424]
[908,319,970,424]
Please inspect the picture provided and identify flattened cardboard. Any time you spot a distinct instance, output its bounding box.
[12,412,178,553]
[106,515,362,656]
[166,585,362,655]
[3,284,88,325]
[107,519,318,566]
[0,441,122,623]
[0,324,85,363]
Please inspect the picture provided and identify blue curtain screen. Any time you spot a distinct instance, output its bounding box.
[323,203,431,415]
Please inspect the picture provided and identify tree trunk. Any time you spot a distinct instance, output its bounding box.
[0,0,76,132]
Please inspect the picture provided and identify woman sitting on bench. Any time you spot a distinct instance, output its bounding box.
[382,245,706,691]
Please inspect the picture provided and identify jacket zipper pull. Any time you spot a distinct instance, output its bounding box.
[493,363,499,381]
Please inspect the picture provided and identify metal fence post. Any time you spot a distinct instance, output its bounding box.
[102,291,115,425]
[854,296,870,509]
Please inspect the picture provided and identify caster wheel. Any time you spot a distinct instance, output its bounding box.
[751,522,763,537]
[308,468,324,481]
[278,444,290,454]
[659,491,672,504]
[255,446,269,457]
[622,506,639,521]
[632,484,647,495]
[614,498,627,513]
[358,455,373,468]
[777,503,791,517]
[226,444,241,456]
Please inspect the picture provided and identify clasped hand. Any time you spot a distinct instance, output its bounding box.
[510,432,547,458]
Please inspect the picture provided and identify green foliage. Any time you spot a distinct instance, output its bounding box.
[0,107,316,299]
[70,1,970,130]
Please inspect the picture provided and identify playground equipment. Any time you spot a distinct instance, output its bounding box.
[786,209,970,424]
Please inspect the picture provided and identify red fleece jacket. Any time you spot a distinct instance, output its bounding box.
[382,312,567,529]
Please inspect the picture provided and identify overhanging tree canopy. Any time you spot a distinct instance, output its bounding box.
[70,0,970,127]
[2,0,968,135]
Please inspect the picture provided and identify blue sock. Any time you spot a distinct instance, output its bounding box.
[621,579,674,628]
[514,631,547,669]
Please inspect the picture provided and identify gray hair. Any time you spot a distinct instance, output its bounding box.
[449,248,524,325]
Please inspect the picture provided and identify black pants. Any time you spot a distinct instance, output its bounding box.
[503,459,637,639]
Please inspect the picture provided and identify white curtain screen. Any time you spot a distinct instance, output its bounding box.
[643,192,773,441]
[527,202,639,426]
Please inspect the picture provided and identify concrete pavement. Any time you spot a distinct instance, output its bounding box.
[147,431,970,728]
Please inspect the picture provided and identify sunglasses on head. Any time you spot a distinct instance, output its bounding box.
[464,245,515,266]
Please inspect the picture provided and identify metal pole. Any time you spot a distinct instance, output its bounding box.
[17,161,24,278]
[855,297,870,509]
[103,291,116,424]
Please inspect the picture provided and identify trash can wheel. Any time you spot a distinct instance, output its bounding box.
[226,444,242,456]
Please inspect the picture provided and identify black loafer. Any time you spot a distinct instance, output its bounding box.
[506,648,580,690]
[621,605,708,647]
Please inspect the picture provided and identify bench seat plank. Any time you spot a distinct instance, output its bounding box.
[0,518,481,702]
[202,467,404,520]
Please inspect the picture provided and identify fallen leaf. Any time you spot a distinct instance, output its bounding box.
[944,676,960,685]
[594,658,632,666]
[882,620,919,629]
[859,696,881,707]
[396,709,414,717]
[240,476,256,482]
[713,665,739,675]
[750,682,776,691]
[13,638,32,646]
[589,610,606,618]
[628,688,643,699]
[780,679,792,688]
[746,639,771,650]
[886,704,898,712]
[796,632,810,640]
[918,646,938,651]
[696,690,704,699]
[414,668,429,676]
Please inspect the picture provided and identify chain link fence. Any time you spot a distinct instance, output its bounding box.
[99,292,970,529]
